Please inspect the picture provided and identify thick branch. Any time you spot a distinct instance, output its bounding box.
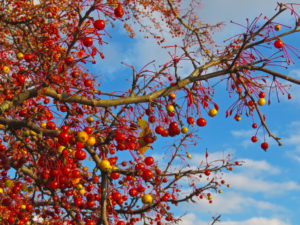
[0,87,41,114]
[0,118,58,135]
[40,68,227,107]
[251,66,300,85]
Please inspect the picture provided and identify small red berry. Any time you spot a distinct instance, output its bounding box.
[251,136,258,143]
[261,142,269,151]
[114,5,124,18]
[196,118,207,127]
[144,156,154,166]
[259,92,266,98]
[84,79,93,87]
[204,169,211,176]
[82,37,93,47]
[274,39,284,49]
[155,126,164,134]
[148,115,156,123]
[75,149,86,160]
[94,19,105,30]
[252,123,258,129]
[187,117,194,125]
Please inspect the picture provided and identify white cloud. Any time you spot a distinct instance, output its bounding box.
[285,128,300,145]
[239,158,280,175]
[289,69,300,79]
[180,213,201,225]
[188,149,235,165]
[283,121,300,162]
[199,0,293,38]
[183,192,285,214]
[286,145,300,163]
[223,173,300,195]
[181,215,290,225]
[218,217,290,225]
[285,133,300,145]
[231,129,254,138]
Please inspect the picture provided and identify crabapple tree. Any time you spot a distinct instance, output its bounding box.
[0,0,299,225]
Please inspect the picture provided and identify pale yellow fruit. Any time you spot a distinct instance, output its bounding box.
[77,131,89,142]
[142,194,153,204]
[99,160,112,172]
[181,127,189,133]
[208,108,218,117]
[79,188,86,195]
[166,104,175,112]
[258,98,266,106]
[76,184,83,189]
[3,66,10,74]
[40,122,47,128]
[17,52,24,60]
[5,179,13,188]
[58,146,65,154]
[86,116,94,123]
[86,136,96,146]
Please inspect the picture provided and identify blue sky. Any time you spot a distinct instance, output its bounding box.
[90,1,300,224]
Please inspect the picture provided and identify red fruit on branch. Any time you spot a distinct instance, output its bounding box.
[16,74,25,85]
[142,169,153,181]
[135,163,145,171]
[248,100,254,106]
[129,188,138,197]
[144,156,154,165]
[112,192,122,201]
[187,117,195,125]
[84,79,93,87]
[49,180,59,189]
[261,142,269,151]
[82,36,93,47]
[24,53,34,62]
[114,5,124,18]
[252,123,258,129]
[196,117,207,127]
[111,172,120,180]
[148,115,156,123]
[65,56,74,65]
[169,121,178,130]
[84,126,93,134]
[259,92,266,98]
[204,169,211,176]
[155,126,164,134]
[46,121,56,130]
[274,39,284,48]
[58,131,70,145]
[94,19,105,30]
[251,136,258,143]
[116,221,125,225]
[75,149,87,160]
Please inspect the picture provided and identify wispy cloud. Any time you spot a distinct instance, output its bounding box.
[181,214,290,225]
[238,158,281,175]
[180,192,286,215]
[223,173,300,195]
[218,217,290,225]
